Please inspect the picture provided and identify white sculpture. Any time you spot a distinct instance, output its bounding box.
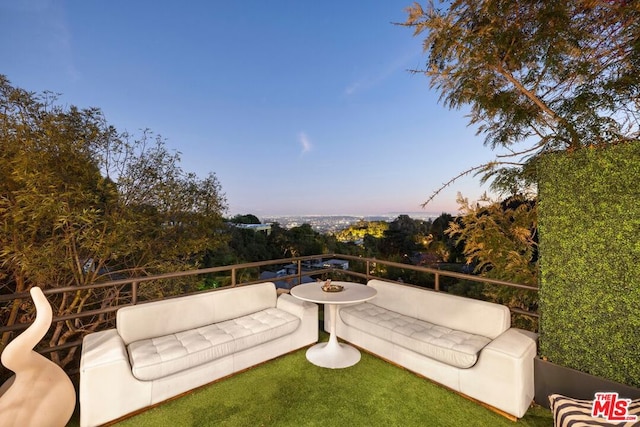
[0,287,76,427]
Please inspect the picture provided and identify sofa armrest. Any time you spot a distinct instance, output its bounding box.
[80,329,152,427]
[459,328,537,418]
[483,328,537,359]
[80,329,129,370]
[277,293,317,319]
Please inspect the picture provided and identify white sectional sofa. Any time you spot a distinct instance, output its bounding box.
[326,279,537,418]
[79,282,317,427]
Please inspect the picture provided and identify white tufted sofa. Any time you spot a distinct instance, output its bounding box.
[79,282,317,427]
[326,279,537,418]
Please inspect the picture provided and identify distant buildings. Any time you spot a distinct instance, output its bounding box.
[232,214,441,235]
[261,213,439,234]
[233,223,272,235]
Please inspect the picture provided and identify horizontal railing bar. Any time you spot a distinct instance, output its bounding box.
[0,267,341,335]
[333,253,539,291]
[1,253,540,363]
[339,270,368,281]
[0,255,340,302]
[39,339,85,355]
[0,305,122,334]
[511,307,540,318]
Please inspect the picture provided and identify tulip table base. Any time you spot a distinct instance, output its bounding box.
[306,304,360,368]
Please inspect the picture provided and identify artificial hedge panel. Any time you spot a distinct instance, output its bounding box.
[537,142,640,387]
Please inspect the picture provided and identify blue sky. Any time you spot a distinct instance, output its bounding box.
[0,0,500,217]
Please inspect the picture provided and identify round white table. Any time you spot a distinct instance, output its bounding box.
[290,281,377,368]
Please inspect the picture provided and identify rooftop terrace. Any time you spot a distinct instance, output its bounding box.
[69,331,553,426]
[1,254,548,426]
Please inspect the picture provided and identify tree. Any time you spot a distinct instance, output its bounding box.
[446,193,538,329]
[363,234,382,258]
[0,76,228,368]
[334,220,388,242]
[228,227,272,262]
[380,215,431,257]
[107,131,228,283]
[424,213,465,263]
[228,214,261,224]
[286,224,324,257]
[404,0,640,200]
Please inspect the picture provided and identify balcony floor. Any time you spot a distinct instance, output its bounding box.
[68,332,552,427]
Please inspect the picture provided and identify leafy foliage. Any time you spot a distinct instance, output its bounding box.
[228,214,261,224]
[377,215,432,258]
[446,193,538,329]
[404,1,640,379]
[0,76,228,368]
[538,143,640,387]
[334,220,388,243]
[404,0,640,199]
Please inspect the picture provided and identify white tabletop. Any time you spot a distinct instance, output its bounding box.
[290,281,376,305]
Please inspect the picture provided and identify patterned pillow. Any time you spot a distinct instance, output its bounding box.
[549,393,640,427]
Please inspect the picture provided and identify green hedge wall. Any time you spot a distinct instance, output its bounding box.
[538,142,640,387]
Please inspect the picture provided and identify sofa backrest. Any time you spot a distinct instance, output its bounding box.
[367,279,510,339]
[117,282,277,345]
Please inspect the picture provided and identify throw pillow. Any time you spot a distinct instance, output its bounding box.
[549,393,640,427]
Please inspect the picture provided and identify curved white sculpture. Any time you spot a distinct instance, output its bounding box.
[0,287,76,427]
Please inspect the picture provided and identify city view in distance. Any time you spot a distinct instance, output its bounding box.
[260,212,447,234]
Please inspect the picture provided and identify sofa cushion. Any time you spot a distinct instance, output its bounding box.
[117,282,278,345]
[127,307,300,381]
[367,280,510,339]
[340,303,491,368]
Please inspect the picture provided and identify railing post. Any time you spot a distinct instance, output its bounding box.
[132,281,138,305]
[297,260,302,285]
[366,260,370,281]
[231,268,237,287]
[434,273,440,291]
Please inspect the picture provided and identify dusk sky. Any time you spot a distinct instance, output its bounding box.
[1,1,504,217]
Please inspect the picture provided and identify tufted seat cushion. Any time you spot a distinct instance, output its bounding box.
[340,303,491,368]
[127,307,300,380]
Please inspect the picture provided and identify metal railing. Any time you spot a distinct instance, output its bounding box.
[0,253,539,363]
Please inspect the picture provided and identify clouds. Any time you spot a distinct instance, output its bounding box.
[344,50,422,97]
[344,82,361,96]
[298,132,312,155]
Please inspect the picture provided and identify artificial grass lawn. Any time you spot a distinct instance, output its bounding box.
[111,339,552,427]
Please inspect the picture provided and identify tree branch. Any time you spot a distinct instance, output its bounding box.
[421,163,494,208]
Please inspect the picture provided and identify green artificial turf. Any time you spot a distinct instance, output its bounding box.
[108,340,552,427]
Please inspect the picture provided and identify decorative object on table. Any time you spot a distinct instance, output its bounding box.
[321,279,344,293]
[0,287,76,427]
